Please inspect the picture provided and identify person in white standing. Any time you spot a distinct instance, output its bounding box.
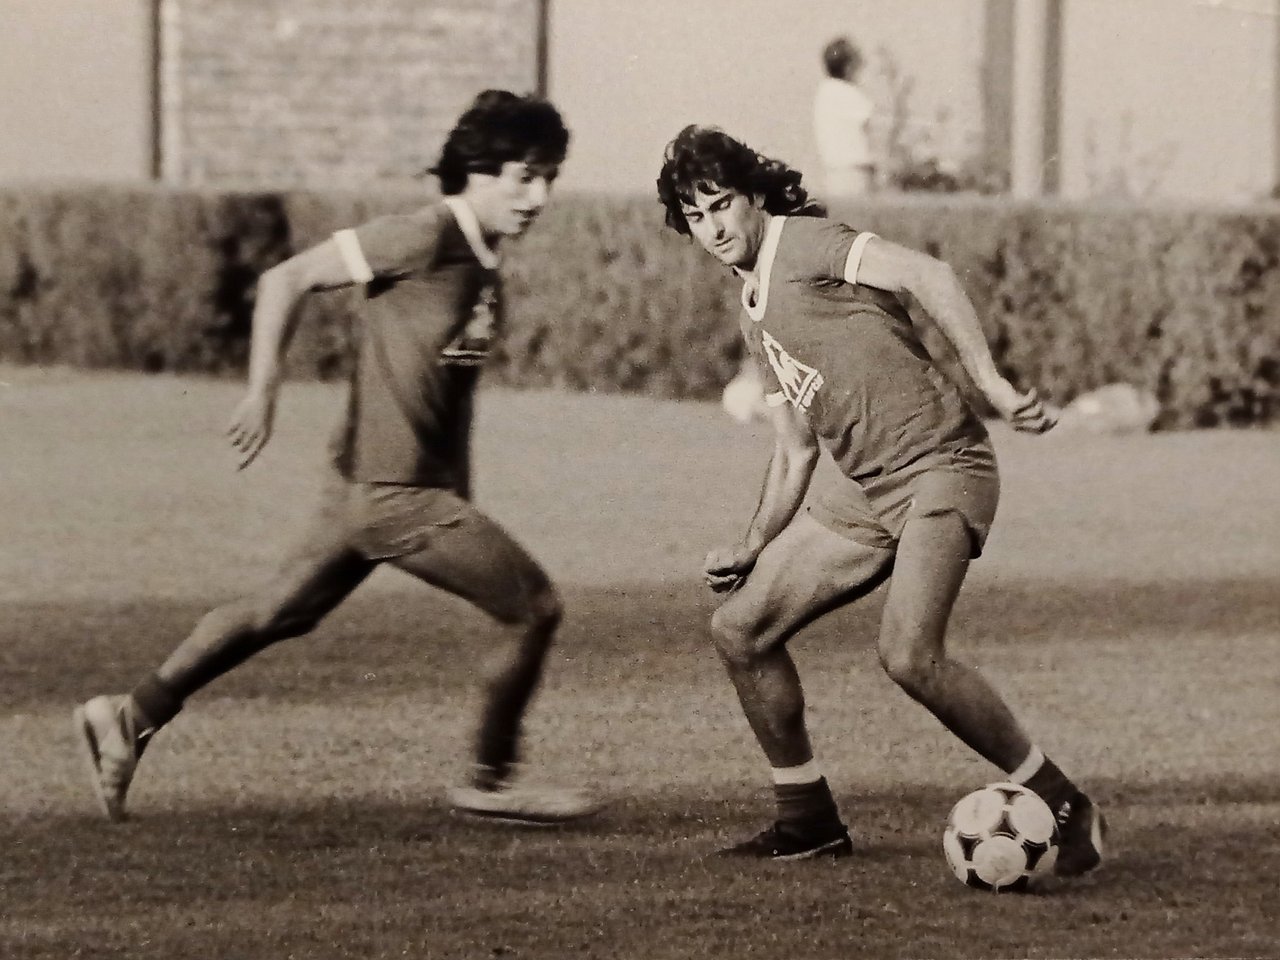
[813,36,875,199]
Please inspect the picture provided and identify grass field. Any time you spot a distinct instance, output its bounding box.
[2,366,1279,959]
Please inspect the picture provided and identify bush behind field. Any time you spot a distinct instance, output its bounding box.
[1,185,1278,427]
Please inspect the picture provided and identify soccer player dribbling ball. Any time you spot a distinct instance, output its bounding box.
[655,125,1106,874]
[73,90,599,827]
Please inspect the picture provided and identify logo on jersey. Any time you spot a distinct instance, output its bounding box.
[441,285,498,366]
[761,329,824,411]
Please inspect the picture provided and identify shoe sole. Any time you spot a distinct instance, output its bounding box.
[774,838,854,862]
[450,805,602,828]
[714,836,855,862]
[72,704,124,822]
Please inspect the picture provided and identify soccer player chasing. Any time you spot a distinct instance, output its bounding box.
[73,90,599,827]
[656,126,1105,874]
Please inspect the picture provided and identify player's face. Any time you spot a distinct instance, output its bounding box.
[467,160,560,238]
[680,185,768,270]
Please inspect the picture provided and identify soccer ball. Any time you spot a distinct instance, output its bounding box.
[721,365,769,424]
[943,782,1059,892]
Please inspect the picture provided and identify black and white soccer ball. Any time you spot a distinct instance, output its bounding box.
[943,782,1059,892]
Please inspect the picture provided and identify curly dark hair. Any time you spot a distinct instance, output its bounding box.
[656,125,825,236]
[429,90,570,195]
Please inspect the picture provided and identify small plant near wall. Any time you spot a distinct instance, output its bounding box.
[871,47,1008,195]
[1080,113,1175,201]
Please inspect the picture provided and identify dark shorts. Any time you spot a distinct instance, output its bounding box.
[807,445,1000,558]
[288,474,555,625]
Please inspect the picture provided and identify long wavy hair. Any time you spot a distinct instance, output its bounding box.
[656,125,825,236]
[429,90,570,195]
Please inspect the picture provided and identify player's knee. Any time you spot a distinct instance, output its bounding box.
[524,581,562,632]
[486,578,561,633]
[710,606,768,670]
[877,637,942,696]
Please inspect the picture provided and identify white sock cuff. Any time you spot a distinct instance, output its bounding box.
[771,760,824,786]
[1009,746,1046,784]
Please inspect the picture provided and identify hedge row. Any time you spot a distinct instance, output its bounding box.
[2,185,1278,427]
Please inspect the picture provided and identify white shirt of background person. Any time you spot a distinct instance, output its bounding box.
[813,36,874,197]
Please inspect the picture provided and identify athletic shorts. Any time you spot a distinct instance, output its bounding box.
[289,472,554,625]
[807,445,1000,559]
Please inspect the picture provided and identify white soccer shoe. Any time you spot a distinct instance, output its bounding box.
[72,694,142,822]
[447,780,603,826]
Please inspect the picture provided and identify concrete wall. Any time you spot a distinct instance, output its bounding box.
[1058,0,1278,201]
[0,0,153,182]
[163,0,541,185]
[2,0,1276,200]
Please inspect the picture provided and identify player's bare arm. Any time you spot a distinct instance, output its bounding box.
[704,399,819,592]
[226,239,357,469]
[854,236,1058,433]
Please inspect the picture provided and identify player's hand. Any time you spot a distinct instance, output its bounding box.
[225,390,277,469]
[704,543,759,593]
[985,380,1059,434]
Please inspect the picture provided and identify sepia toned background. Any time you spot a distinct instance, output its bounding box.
[3,0,1278,200]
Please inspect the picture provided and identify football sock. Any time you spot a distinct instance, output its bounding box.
[1008,746,1045,783]
[473,727,519,791]
[773,775,844,836]
[1011,749,1080,816]
[470,763,508,792]
[126,673,185,748]
[771,759,823,785]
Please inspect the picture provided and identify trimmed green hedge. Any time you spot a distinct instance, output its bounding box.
[2,185,1278,427]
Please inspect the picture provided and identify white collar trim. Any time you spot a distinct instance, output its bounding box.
[736,215,785,323]
[443,196,500,270]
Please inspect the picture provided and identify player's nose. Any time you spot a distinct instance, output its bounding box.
[523,178,550,212]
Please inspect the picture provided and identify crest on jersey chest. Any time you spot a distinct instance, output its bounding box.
[440,282,499,367]
[761,328,824,411]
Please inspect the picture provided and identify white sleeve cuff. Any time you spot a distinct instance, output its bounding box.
[333,229,374,284]
[842,231,878,285]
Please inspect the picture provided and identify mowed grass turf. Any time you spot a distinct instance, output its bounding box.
[2,366,1278,959]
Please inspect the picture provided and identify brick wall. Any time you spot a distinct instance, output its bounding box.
[161,0,542,186]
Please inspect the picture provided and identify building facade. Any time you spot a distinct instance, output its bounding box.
[2,0,1277,201]
[160,0,546,185]
[986,0,1280,200]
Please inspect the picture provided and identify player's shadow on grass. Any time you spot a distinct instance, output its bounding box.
[7,574,1279,708]
[10,782,1275,960]
[11,776,1277,897]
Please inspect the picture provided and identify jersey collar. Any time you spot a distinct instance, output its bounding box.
[442,196,501,270]
[735,215,786,323]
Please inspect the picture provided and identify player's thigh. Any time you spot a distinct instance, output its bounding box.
[878,511,973,660]
[714,512,894,653]
[256,491,377,632]
[388,502,557,626]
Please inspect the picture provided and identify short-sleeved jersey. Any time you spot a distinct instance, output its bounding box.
[739,215,989,484]
[329,198,502,488]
